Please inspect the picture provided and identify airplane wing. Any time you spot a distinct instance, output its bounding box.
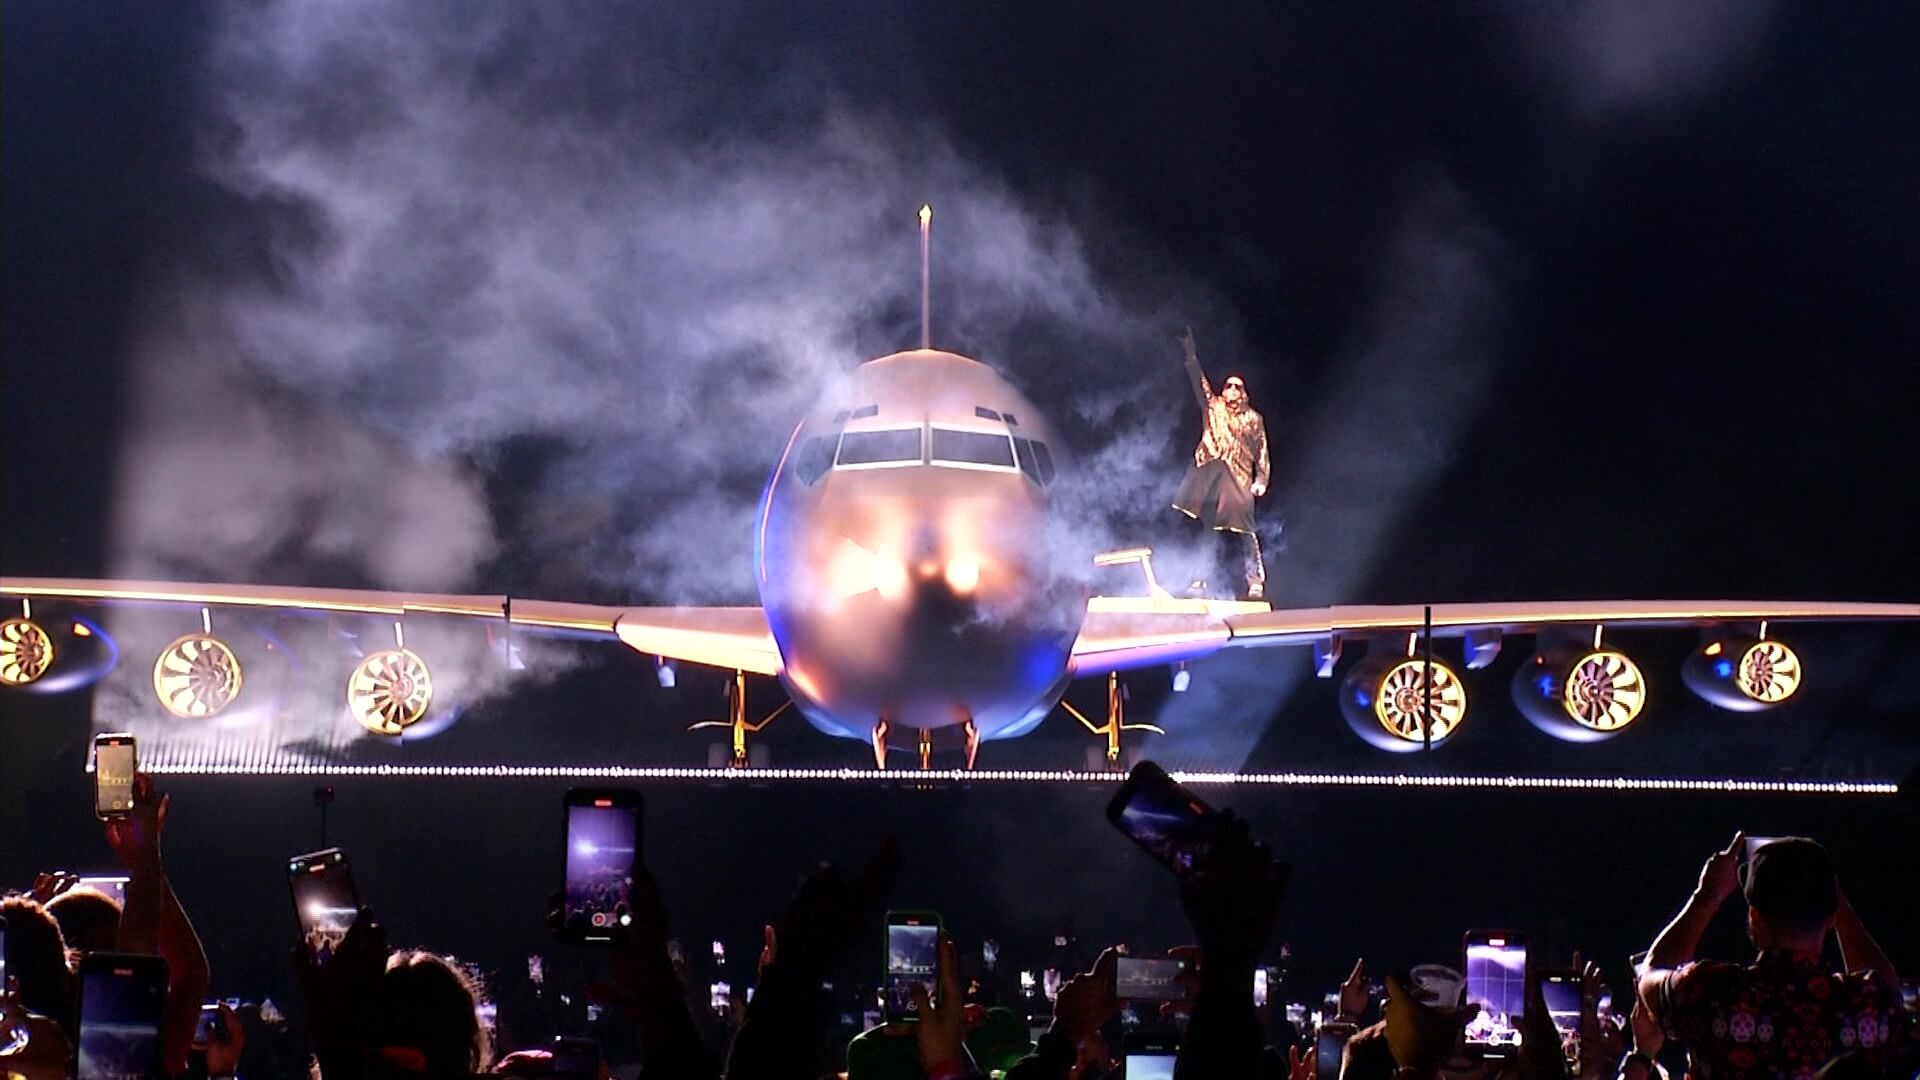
[1071,595,1920,674]
[0,577,782,676]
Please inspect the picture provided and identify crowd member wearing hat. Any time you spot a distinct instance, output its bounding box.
[1637,833,1909,1078]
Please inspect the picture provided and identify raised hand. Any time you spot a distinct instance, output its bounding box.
[25,871,79,905]
[294,907,389,1065]
[909,933,967,1073]
[1338,958,1370,1020]
[1179,326,1199,362]
[768,838,900,977]
[1697,831,1745,903]
[1178,813,1287,969]
[103,774,169,873]
[203,1004,245,1077]
[1051,948,1121,1046]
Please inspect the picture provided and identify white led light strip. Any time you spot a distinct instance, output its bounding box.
[134,763,1899,794]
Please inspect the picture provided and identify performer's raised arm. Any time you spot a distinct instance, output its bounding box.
[1179,325,1213,409]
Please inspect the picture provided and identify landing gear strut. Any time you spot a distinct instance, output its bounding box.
[1059,671,1165,768]
[688,669,790,768]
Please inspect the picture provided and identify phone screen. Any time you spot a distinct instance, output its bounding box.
[1463,935,1527,1049]
[289,849,359,965]
[884,914,940,1018]
[79,876,131,906]
[562,793,641,940]
[1106,762,1219,876]
[1125,1052,1177,1080]
[550,1037,599,1079]
[93,735,137,818]
[193,1005,223,1048]
[1541,973,1581,1070]
[1114,956,1192,1002]
[76,955,168,1080]
[1317,1023,1357,1080]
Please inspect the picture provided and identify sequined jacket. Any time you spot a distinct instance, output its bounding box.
[1185,355,1270,493]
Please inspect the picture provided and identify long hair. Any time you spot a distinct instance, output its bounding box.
[0,897,73,1028]
[373,950,493,1076]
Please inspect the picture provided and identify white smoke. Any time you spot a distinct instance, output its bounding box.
[113,2,1222,610]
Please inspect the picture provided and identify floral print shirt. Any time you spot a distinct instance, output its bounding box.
[1652,948,1910,1078]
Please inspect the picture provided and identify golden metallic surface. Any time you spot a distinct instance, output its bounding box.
[152,634,244,718]
[1561,649,1646,731]
[347,648,434,736]
[1373,659,1466,742]
[1739,640,1801,704]
[0,617,54,686]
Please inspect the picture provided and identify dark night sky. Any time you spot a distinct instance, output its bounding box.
[4,0,1919,1023]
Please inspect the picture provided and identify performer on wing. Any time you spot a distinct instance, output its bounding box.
[1171,326,1270,600]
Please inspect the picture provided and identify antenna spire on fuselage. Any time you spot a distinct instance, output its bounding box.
[918,204,932,349]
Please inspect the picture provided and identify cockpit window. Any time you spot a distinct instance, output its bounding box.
[792,435,835,484]
[836,427,923,467]
[974,406,1002,421]
[1013,437,1041,484]
[1002,412,1018,425]
[1030,440,1056,483]
[929,427,1016,469]
[850,404,879,419]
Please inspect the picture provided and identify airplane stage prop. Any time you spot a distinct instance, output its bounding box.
[5,347,1917,771]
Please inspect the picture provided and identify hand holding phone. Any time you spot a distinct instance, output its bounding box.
[558,789,643,943]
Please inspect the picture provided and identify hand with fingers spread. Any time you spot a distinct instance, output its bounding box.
[910,933,968,1075]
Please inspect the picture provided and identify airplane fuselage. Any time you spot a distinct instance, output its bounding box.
[755,350,1086,745]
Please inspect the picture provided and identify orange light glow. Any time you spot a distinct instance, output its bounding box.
[945,558,980,594]
[1704,642,1723,657]
[72,622,93,637]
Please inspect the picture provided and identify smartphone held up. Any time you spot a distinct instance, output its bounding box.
[884,911,942,1020]
[289,848,360,966]
[92,733,137,820]
[558,788,643,943]
[1106,761,1222,877]
[75,952,168,1080]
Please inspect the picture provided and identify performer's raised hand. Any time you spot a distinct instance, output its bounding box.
[1179,325,1198,362]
